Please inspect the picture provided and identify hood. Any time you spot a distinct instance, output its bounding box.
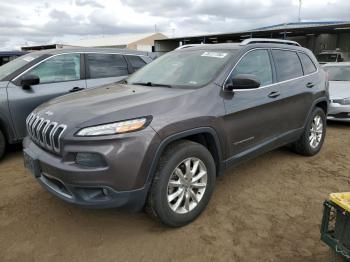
[34,83,193,128]
[329,81,350,100]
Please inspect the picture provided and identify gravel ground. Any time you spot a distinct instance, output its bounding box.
[0,122,349,262]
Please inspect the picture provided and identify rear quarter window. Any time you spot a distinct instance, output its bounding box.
[298,53,317,75]
[126,55,147,71]
[272,50,303,82]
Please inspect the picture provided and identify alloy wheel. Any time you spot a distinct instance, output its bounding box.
[309,115,323,149]
[167,157,208,214]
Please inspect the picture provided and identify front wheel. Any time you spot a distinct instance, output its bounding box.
[292,107,326,156]
[146,140,216,227]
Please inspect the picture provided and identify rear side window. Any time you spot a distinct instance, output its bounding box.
[87,54,128,78]
[298,53,317,75]
[272,50,303,82]
[127,55,146,71]
[230,49,273,86]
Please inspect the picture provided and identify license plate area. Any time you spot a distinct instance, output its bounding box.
[23,149,41,178]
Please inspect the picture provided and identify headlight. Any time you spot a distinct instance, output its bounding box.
[76,117,149,136]
[333,98,350,105]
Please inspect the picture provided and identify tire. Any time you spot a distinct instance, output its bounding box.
[0,129,6,160]
[328,248,347,262]
[146,140,216,227]
[292,107,326,156]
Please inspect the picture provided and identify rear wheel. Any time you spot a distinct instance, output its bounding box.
[0,129,6,160]
[292,107,326,156]
[146,140,216,227]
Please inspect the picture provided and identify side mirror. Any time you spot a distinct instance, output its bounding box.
[20,75,40,89]
[224,74,261,91]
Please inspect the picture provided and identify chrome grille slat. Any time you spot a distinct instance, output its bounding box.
[31,117,40,139]
[52,125,67,152]
[26,113,34,126]
[26,113,66,154]
[38,120,49,145]
[48,123,58,150]
[28,115,37,136]
[25,114,34,136]
[42,121,52,146]
[45,122,57,150]
[34,117,42,140]
[35,118,44,140]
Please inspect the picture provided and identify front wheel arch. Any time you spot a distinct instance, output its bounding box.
[146,128,223,187]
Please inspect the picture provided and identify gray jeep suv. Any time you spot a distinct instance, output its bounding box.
[0,48,152,159]
[23,39,329,227]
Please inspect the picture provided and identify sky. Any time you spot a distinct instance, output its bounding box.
[0,0,349,50]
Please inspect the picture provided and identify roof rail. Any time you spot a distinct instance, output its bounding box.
[175,44,206,50]
[240,38,301,47]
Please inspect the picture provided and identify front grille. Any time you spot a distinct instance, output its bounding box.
[26,113,67,153]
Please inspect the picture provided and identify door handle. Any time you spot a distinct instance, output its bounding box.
[306,82,314,88]
[268,91,280,98]
[69,87,85,92]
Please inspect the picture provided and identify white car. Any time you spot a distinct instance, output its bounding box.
[323,62,350,122]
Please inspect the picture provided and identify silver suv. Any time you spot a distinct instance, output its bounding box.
[0,48,152,159]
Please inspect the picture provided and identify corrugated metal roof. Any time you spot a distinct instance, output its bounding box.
[158,21,350,41]
[68,33,165,47]
[253,21,350,31]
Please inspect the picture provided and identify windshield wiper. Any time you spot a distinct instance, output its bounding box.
[131,82,172,88]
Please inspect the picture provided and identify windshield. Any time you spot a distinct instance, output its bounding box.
[316,53,339,63]
[0,53,42,80]
[127,50,235,88]
[323,66,350,81]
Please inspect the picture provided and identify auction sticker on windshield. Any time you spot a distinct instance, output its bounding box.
[23,56,36,62]
[201,52,228,59]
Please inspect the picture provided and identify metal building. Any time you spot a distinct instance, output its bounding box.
[154,21,350,57]
[22,33,167,53]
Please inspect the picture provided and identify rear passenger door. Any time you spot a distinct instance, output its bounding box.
[85,53,130,88]
[271,49,316,133]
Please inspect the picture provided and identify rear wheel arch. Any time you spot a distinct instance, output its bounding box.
[303,97,328,129]
[0,120,6,159]
[315,100,328,116]
[0,115,17,144]
[0,117,9,142]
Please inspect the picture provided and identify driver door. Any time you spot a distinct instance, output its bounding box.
[7,53,86,139]
[222,49,285,159]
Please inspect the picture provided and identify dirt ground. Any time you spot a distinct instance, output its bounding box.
[0,122,349,262]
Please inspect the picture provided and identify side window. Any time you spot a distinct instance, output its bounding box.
[127,55,146,71]
[299,53,317,75]
[27,54,80,84]
[87,54,128,78]
[272,50,303,82]
[230,49,273,86]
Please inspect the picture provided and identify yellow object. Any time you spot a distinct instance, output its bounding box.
[330,192,350,212]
